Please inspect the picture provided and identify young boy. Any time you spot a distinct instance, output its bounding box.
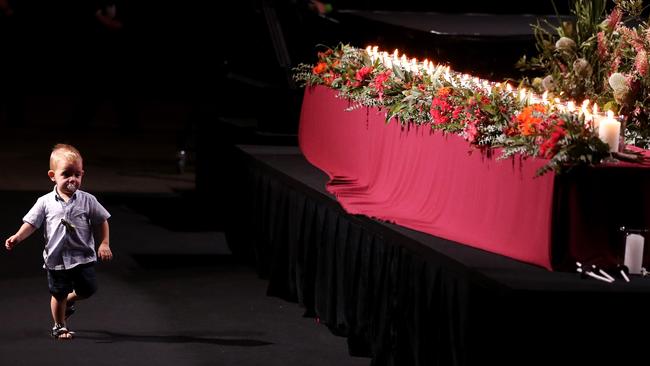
[4,143,112,340]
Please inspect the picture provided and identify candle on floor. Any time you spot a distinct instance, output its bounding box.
[624,233,645,274]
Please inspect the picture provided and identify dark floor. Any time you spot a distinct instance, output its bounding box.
[0,98,367,365]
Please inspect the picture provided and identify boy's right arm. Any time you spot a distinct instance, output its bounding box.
[5,223,37,250]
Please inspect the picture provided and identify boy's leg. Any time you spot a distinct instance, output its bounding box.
[47,269,74,339]
[65,263,98,319]
[67,291,79,303]
[71,263,98,301]
[65,291,78,319]
[50,295,68,325]
[50,295,72,339]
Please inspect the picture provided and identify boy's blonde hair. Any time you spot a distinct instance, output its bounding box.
[50,144,83,170]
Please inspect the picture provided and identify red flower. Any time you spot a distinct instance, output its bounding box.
[317,49,333,60]
[430,87,454,125]
[539,123,566,158]
[430,98,451,125]
[352,66,374,87]
[372,70,392,101]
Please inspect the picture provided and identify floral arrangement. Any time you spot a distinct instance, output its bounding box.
[517,0,650,148]
[293,44,611,176]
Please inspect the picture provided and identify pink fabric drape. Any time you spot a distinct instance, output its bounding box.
[299,86,556,269]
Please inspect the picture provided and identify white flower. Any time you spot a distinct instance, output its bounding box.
[555,37,577,52]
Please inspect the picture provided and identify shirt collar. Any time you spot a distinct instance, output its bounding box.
[53,185,77,202]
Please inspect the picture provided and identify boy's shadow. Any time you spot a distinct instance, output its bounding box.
[75,329,273,346]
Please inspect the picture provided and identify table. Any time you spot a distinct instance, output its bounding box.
[298,86,650,270]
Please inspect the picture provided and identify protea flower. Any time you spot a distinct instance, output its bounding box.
[555,37,576,53]
[573,58,593,78]
[608,72,631,105]
[542,75,556,91]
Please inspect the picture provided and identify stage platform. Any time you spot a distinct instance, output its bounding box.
[225,144,650,366]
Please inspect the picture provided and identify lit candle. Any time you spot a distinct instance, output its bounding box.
[598,110,620,152]
[444,68,452,84]
[383,56,393,69]
[483,81,491,94]
[624,233,645,274]
[566,101,575,112]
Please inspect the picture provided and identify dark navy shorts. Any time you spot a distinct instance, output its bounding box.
[47,262,97,300]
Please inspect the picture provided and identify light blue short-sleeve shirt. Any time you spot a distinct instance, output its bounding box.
[23,187,111,270]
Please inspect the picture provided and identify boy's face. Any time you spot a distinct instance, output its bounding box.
[48,159,84,196]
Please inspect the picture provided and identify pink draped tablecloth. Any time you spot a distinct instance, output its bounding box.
[298,86,650,270]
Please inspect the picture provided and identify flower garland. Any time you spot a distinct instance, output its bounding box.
[293,43,610,176]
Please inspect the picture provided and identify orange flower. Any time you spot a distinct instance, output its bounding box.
[516,104,547,136]
[436,87,452,98]
[312,62,328,75]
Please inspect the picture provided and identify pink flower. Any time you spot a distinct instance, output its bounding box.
[597,32,608,61]
[611,56,621,72]
[620,26,645,53]
[607,7,622,30]
[635,50,648,77]
[464,121,478,143]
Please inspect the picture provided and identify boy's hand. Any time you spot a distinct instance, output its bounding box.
[5,235,19,250]
[98,243,113,261]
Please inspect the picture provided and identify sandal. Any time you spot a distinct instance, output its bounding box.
[52,323,74,340]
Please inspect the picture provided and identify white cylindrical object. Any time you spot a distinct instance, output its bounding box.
[624,234,645,274]
[598,115,620,152]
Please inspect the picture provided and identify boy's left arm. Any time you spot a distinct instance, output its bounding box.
[95,220,113,261]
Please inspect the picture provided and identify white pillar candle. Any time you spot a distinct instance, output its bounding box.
[598,112,620,152]
[624,233,645,274]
